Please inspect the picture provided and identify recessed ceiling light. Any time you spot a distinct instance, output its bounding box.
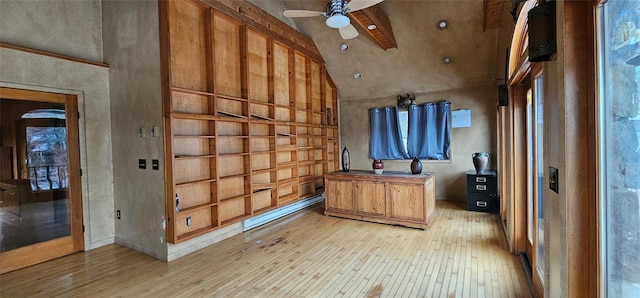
[442,56,453,64]
[437,20,448,30]
[340,43,349,51]
[367,24,377,30]
[353,72,362,78]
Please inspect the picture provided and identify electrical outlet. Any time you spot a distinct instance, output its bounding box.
[186,216,192,227]
[116,210,121,219]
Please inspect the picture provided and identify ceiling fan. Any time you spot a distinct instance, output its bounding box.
[283,0,384,40]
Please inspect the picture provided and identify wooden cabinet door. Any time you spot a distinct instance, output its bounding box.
[325,179,353,212]
[389,183,424,221]
[355,180,385,216]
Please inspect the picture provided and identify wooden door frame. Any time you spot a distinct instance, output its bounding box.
[0,87,83,274]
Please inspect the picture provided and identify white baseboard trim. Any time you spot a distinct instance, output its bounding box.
[243,194,324,231]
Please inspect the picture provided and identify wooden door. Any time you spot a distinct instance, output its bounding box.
[389,183,424,221]
[0,87,83,274]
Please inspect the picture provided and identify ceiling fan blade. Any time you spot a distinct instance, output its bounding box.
[344,0,384,13]
[283,10,325,18]
[339,24,359,40]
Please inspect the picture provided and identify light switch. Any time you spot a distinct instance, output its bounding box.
[138,159,146,169]
[549,167,559,193]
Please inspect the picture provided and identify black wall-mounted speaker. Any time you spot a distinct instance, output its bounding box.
[498,84,508,106]
[528,1,556,62]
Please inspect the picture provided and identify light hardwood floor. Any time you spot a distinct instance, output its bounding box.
[0,201,532,297]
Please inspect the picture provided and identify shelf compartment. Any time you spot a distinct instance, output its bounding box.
[218,155,250,177]
[278,192,299,206]
[314,148,325,161]
[253,169,276,189]
[314,176,325,190]
[217,95,248,119]
[175,181,217,209]
[247,29,269,103]
[312,112,324,125]
[172,118,215,137]
[299,180,316,198]
[297,149,314,163]
[173,158,215,185]
[171,90,213,115]
[173,137,216,157]
[250,122,275,136]
[219,195,251,224]
[251,137,276,153]
[217,136,249,155]
[313,136,327,148]
[250,101,274,121]
[175,206,218,240]
[277,149,297,164]
[217,120,249,137]
[294,53,310,110]
[214,14,242,98]
[274,105,294,122]
[273,42,291,107]
[252,151,276,171]
[218,174,250,201]
[327,128,338,139]
[295,109,311,124]
[277,166,298,183]
[168,0,208,92]
[252,188,276,213]
[310,61,322,112]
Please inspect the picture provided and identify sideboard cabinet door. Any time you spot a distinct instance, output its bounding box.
[355,180,386,216]
[325,179,353,212]
[389,183,425,221]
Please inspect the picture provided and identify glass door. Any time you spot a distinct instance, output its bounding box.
[523,66,545,295]
[0,87,83,273]
[597,0,640,295]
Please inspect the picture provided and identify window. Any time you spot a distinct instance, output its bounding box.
[369,101,451,160]
[597,1,640,295]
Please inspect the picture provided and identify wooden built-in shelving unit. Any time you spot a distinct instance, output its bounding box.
[160,0,339,243]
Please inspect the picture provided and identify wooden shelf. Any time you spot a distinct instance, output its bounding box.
[178,202,218,213]
[277,161,297,168]
[175,178,217,187]
[219,173,250,179]
[174,154,216,160]
[220,193,251,203]
[172,86,214,96]
[174,135,216,139]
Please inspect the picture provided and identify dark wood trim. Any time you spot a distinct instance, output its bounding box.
[349,5,397,50]
[0,42,109,68]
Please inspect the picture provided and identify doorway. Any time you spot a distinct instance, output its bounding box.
[0,87,83,274]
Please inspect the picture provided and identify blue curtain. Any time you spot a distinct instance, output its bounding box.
[407,101,451,160]
[369,107,409,160]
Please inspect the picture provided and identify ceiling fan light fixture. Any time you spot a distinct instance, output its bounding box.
[326,14,350,28]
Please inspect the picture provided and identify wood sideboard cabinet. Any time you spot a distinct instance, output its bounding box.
[324,170,436,229]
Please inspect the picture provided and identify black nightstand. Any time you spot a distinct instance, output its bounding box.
[466,170,499,213]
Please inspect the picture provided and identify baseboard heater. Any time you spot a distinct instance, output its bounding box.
[243,194,324,231]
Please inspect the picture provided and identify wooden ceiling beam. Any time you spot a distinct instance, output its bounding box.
[349,4,397,50]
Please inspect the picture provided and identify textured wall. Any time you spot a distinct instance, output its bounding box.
[0,47,115,250]
[340,83,498,201]
[102,0,168,259]
[0,0,104,62]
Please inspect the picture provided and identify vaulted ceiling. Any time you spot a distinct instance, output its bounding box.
[277,0,514,100]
